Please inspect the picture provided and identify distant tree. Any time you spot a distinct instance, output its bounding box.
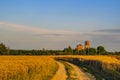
[63,48,68,53]
[6,47,10,55]
[79,50,85,55]
[97,46,107,55]
[63,46,73,55]
[89,48,97,55]
[84,48,89,55]
[68,46,73,53]
[114,51,120,55]
[73,48,79,55]
[0,43,8,55]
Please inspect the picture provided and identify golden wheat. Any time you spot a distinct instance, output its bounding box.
[0,56,58,80]
[54,55,120,64]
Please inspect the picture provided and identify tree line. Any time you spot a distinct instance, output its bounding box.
[0,43,120,55]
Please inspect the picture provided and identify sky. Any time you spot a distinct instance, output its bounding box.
[0,0,120,51]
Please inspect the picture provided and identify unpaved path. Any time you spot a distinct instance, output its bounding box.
[52,60,96,80]
[66,62,96,80]
[52,61,67,80]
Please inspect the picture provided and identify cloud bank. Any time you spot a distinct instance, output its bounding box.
[0,22,120,51]
[95,29,120,33]
[0,22,78,35]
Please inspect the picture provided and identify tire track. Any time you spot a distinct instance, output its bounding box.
[52,61,67,80]
[52,60,96,80]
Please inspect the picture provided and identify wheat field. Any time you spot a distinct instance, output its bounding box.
[0,56,58,80]
[0,55,120,80]
[77,56,120,79]
[55,55,120,63]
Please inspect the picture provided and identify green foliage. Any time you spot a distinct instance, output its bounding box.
[0,43,9,55]
[89,48,97,55]
[63,46,73,54]
[0,42,119,55]
[59,61,77,80]
[97,46,107,55]
[68,46,73,53]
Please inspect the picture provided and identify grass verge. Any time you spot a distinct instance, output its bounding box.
[58,60,77,80]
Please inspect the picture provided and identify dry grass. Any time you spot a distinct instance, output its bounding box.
[78,56,120,63]
[114,56,120,60]
[77,56,120,79]
[0,56,58,80]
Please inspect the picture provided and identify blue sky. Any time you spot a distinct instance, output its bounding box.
[0,0,120,31]
[0,0,120,51]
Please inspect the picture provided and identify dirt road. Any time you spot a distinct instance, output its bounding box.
[52,61,67,80]
[52,61,96,80]
[66,62,96,80]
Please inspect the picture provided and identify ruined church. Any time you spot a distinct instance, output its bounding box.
[76,41,90,51]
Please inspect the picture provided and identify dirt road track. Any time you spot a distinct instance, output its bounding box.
[52,61,67,80]
[52,61,96,80]
[66,62,96,80]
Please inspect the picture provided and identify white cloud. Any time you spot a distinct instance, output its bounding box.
[0,22,78,35]
[0,22,120,51]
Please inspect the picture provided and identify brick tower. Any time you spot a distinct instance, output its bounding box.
[76,44,83,51]
[84,41,90,49]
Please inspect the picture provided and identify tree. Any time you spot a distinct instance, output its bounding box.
[89,48,97,55]
[6,47,10,55]
[63,46,73,54]
[0,43,8,55]
[73,48,79,55]
[63,48,68,53]
[68,46,73,53]
[97,46,107,55]
[84,48,89,55]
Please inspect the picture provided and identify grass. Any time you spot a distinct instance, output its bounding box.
[0,56,58,80]
[77,56,120,80]
[58,60,77,80]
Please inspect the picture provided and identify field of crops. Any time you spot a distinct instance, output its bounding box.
[0,55,120,80]
[55,55,120,64]
[77,56,120,80]
[0,56,58,80]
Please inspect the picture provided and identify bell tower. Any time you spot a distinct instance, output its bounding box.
[76,44,83,51]
[84,41,90,49]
